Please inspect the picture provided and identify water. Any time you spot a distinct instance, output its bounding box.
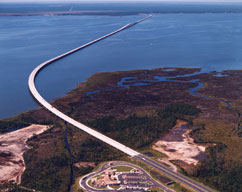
[1,2,242,119]
[64,122,73,192]
[1,2,242,14]
[116,72,231,109]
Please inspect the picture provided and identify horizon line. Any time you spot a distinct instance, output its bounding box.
[1,0,242,3]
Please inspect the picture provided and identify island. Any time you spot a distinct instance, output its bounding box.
[1,67,242,192]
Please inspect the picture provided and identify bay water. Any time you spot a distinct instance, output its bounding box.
[1,2,242,119]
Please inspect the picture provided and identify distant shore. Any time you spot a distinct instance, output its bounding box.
[0,10,137,16]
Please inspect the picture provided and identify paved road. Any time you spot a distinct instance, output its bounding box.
[28,15,151,157]
[79,161,174,192]
[28,15,213,192]
[136,154,212,192]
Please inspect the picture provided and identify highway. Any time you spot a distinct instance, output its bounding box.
[136,155,212,192]
[28,15,212,192]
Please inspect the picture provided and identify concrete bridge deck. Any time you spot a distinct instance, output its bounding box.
[28,14,212,192]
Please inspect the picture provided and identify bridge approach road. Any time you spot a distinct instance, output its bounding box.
[28,15,212,192]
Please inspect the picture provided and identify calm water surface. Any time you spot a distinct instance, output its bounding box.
[1,3,242,119]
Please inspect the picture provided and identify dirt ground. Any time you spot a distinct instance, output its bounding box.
[153,120,206,171]
[0,124,49,184]
[74,162,95,168]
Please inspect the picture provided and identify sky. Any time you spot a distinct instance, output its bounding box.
[1,0,242,2]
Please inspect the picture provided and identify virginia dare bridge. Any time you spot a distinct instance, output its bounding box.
[28,15,212,192]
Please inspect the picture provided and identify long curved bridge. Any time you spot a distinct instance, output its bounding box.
[28,16,152,157]
[28,15,212,192]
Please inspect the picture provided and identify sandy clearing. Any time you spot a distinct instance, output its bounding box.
[0,124,49,184]
[74,162,95,168]
[152,120,206,171]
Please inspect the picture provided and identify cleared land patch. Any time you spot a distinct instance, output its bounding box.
[153,120,207,172]
[0,124,49,185]
[1,68,242,192]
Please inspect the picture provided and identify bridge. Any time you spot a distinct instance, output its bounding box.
[28,15,212,192]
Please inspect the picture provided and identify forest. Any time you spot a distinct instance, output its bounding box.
[86,103,201,149]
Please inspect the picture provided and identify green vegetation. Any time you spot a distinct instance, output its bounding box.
[86,103,200,149]
[0,184,29,192]
[0,114,35,133]
[0,113,52,133]
[73,138,123,162]
[141,148,167,159]
[150,170,173,184]
[129,157,194,192]
[187,117,242,192]
[22,151,70,191]
[3,68,242,192]
[112,166,133,172]
[19,122,122,192]
[234,109,242,137]
[84,72,115,91]
[148,187,164,192]
[87,180,94,188]
[173,183,192,192]
[158,103,201,117]
[73,176,85,192]
[14,102,199,192]
[191,144,242,192]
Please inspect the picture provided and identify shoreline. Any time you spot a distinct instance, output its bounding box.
[0,66,239,122]
[0,67,242,191]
